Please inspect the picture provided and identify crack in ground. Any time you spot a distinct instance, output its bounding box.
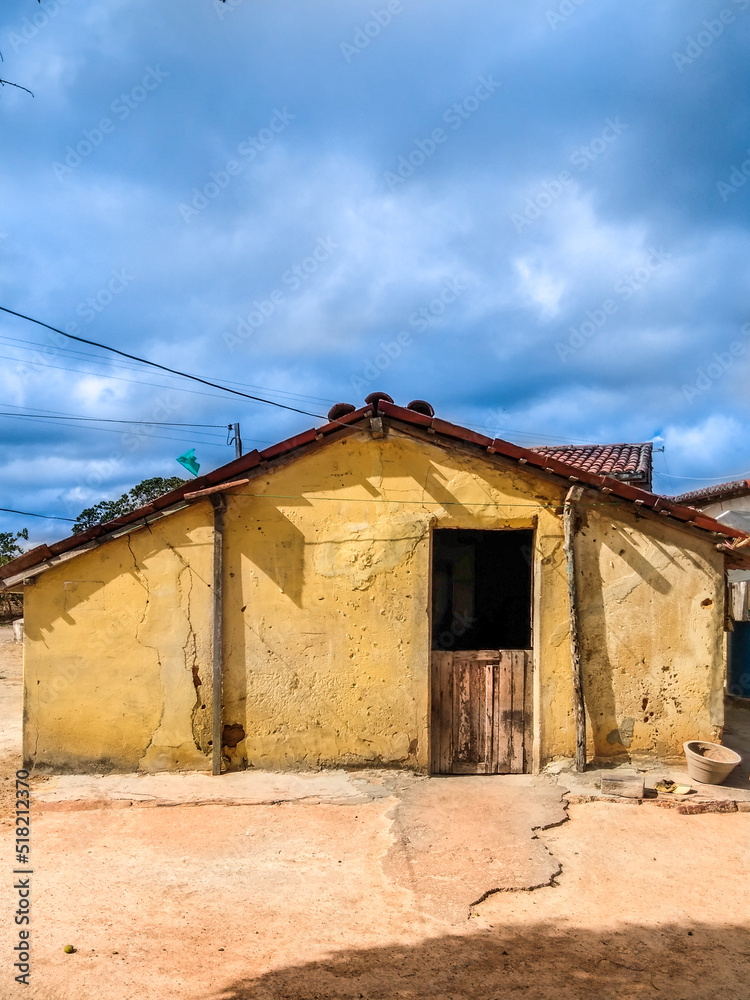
[467,796,571,913]
[469,860,564,907]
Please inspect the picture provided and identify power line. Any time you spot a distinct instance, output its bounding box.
[0,402,274,447]
[0,305,331,420]
[0,507,75,522]
[0,347,328,430]
[469,423,605,446]
[0,410,227,446]
[0,332,337,407]
[1,423,222,447]
[0,351,267,406]
[0,409,227,429]
[229,493,699,511]
[654,469,750,482]
[0,332,156,374]
[467,417,661,449]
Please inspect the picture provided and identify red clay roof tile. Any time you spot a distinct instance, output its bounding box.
[530,443,653,488]
[672,479,750,507]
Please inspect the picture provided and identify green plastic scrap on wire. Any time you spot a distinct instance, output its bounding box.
[176,448,200,477]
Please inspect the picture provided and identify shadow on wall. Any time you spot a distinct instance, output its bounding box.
[422,461,470,515]
[609,526,672,595]
[232,497,308,609]
[227,458,467,612]
[577,524,629,759]
[23,520,200,641]
[575,510,688,758]
[221,497,309,769]
[212,922,750,999]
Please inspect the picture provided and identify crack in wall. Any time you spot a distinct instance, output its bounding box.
[126,535,149,592]
[181,565,203,753]
[128,532,213,767]
[127,534,166,765]
[419,463,433,516]
[162,539,191,573]
[31,671,41,768]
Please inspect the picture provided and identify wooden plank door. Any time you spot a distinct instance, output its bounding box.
[451,652,494,774]
[431,650,531,774]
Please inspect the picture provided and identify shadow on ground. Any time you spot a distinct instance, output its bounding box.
[214,921,750,999]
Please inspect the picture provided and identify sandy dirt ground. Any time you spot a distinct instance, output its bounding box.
[1,625,750,1000]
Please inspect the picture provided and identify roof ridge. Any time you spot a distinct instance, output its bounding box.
[0,405,743,586]
[672,479,750,505]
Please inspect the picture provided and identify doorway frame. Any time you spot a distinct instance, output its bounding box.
[427,524,540,775]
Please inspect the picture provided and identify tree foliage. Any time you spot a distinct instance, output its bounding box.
[0,528,29,567]
[72,477,186,534]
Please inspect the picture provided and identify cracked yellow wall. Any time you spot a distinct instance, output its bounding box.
[220,430,571,771]
[23,507,213,773]
[575,504,726,759]
[218,431,725,769]
[23,428,726,773]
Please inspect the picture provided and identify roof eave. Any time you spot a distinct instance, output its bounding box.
[1,403,745,585]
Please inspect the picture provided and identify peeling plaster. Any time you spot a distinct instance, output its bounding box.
[313,514,424,590]
[606,717,635,748]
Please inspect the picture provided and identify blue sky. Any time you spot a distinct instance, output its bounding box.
[1,0,749,543]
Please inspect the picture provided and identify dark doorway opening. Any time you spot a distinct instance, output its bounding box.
[729,621,750,699]
[431,528,533,652]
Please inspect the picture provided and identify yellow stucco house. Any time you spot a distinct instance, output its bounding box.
[3,394,749,776]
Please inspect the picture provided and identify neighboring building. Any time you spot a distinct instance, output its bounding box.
[531,442,653,490]
[673,480,750,534]
[673,480,750,699]
[2,395,748,775]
